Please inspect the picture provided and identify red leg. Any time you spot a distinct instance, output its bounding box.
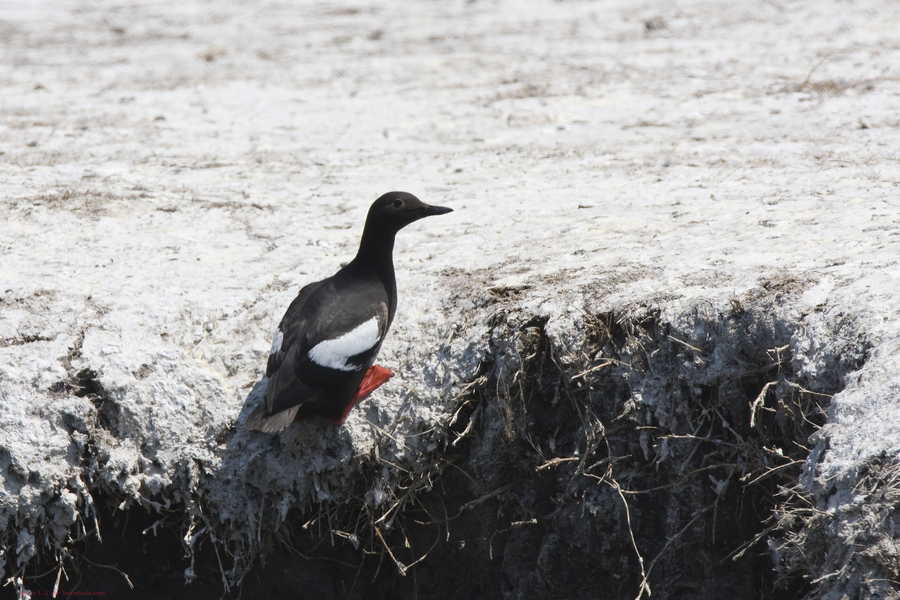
[332,365,394,426]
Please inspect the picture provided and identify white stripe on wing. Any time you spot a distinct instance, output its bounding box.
[308,317,380,371]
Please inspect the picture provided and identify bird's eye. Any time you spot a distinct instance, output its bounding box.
[392,199,404,209]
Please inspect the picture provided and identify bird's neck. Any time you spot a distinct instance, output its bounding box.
[349,227,397,277]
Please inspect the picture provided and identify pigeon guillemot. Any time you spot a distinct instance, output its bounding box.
[244,192,452,432]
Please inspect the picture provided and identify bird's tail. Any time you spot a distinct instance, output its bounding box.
[244,403,301,433]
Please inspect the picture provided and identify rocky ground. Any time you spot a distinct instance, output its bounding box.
[1,0,899,598]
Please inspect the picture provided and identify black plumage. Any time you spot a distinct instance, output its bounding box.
[244,192,452,432]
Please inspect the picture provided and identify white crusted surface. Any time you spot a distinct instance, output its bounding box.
[0,0,898,585]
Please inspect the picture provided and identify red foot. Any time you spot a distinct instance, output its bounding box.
[331,365,394,426]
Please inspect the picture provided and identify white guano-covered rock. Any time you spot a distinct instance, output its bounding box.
[0,0,899,596]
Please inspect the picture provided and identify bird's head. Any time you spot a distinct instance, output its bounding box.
[366,192,453,233]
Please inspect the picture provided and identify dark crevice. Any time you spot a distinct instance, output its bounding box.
[21,489,225,600]
[51,332,123,434]
[72,369,121,434]
[0,333,56,347]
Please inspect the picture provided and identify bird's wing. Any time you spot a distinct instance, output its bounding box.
[252,275,390,428]
[265,279,325,380]
[300,277,390,374]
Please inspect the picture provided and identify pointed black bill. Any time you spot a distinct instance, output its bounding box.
[421,204,453,216]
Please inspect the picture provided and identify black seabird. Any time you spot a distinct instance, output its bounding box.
[244,192,452,432]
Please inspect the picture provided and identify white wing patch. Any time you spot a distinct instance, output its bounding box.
[308,317,381,372]
[270,328,284,355]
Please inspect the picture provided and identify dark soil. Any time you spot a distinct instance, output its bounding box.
[18,304,864,600]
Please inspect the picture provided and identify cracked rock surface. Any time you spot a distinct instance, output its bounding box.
[1,0,899,598]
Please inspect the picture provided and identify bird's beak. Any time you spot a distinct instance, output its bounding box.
[421,204,453,216]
